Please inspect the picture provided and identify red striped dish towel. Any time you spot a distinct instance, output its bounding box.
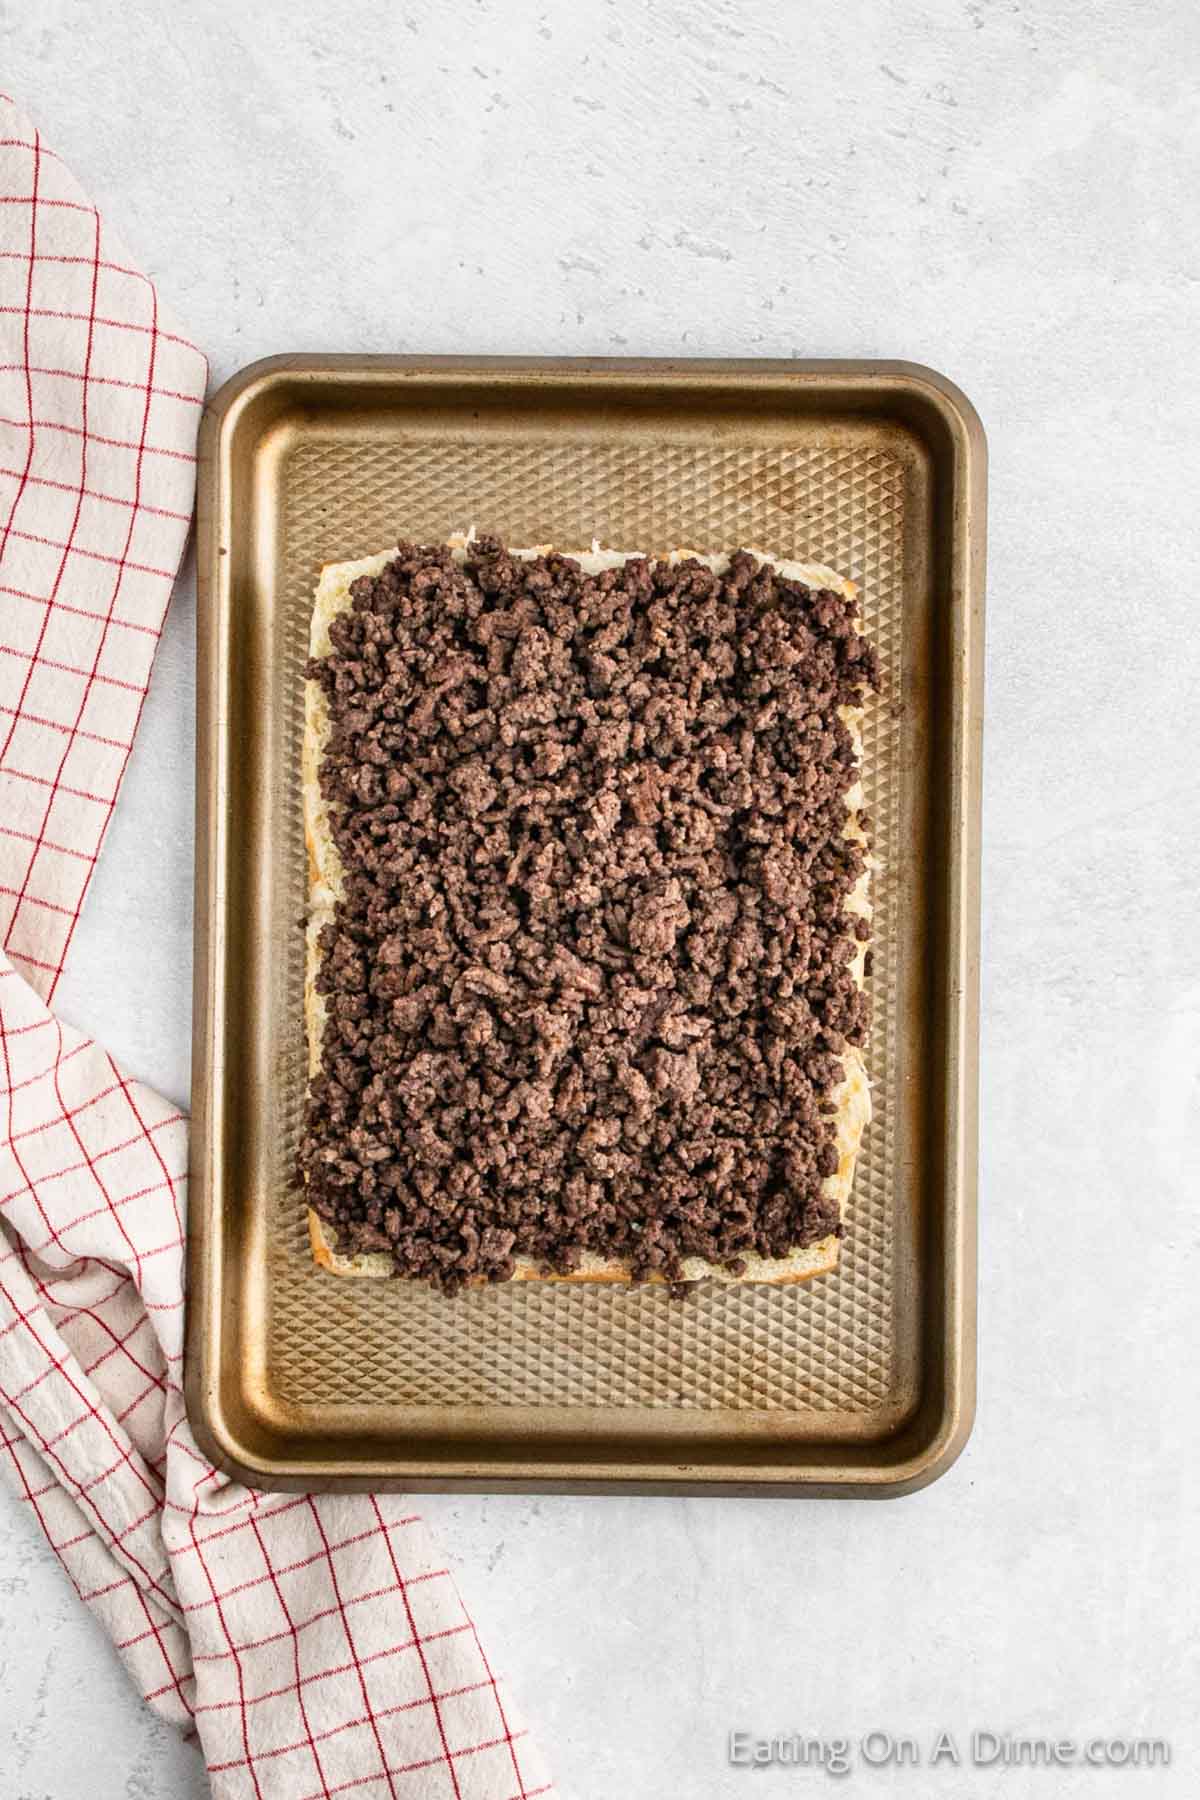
[0,94,551,1800]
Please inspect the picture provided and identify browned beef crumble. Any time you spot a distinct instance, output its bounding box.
[300,539,879,1292]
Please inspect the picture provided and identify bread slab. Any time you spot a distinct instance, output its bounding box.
[304,538,872,1286]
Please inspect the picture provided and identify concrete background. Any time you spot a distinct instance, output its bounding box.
[2,1,1199,1795]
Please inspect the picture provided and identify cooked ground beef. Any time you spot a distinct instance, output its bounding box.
[300,538,878,1291]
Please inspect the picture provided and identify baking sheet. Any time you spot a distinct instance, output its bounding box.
[188,356,984,1494]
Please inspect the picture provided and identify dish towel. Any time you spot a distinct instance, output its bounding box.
[0,95,551,1800]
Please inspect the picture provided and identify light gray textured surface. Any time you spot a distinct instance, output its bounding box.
[2,1,1199,1796]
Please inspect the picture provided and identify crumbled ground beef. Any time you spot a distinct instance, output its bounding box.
[300,539,878,1291]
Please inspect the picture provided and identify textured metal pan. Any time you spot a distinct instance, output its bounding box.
[188,357,984,1495]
